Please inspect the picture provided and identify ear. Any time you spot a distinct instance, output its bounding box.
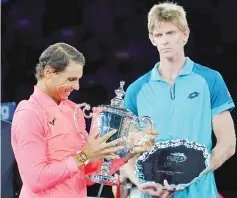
[183,28,190,44]
[43,66,54,79]
[149,34,157,47]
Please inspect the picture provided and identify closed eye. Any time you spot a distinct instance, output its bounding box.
[68,77,78,81]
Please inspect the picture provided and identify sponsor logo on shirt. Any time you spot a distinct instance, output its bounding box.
[188,92,200,99]
[49,118,56,126]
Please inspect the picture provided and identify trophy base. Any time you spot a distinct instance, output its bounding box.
[89,175,119,186]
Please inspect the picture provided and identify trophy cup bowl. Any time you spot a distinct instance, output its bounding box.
[74,81,155,186]
[135,139,211,189]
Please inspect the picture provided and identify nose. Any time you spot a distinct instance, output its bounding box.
[160,35,169,45]
[72,82,79,91]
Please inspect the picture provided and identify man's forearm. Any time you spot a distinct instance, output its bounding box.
[210,111,236,172]
[209,142,236,172]
[122,156,140,187]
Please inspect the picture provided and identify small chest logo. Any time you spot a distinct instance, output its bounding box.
[49,118,56,126]
[188,92,200,99]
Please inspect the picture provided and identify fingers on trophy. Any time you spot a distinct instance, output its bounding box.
[127,121,158,155]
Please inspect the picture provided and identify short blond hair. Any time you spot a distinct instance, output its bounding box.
[148,2,188,34]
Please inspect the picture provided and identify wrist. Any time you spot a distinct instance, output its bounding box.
[209,152,222,172]
[204,155,219,175]
[137,182,143,189]
[75,150,90,167]
[122,152,138,162]
[73,155,86,168]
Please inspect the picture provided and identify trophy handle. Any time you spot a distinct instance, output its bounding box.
[74,102,93,119]
[137,116,155,131]
[73,103,93,138]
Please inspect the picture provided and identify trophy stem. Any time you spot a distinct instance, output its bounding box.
[87,159,119,186]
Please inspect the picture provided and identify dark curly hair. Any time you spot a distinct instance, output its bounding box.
[35,43,85,80]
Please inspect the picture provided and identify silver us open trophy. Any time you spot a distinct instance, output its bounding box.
[74,81,154,186]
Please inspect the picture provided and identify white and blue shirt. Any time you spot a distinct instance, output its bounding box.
[124,57,235,198]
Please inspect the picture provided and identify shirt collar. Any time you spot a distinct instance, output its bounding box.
[32,86,59,107]
[150,57,194,81]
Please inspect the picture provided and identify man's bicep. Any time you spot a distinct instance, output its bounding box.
[210,72,235,116]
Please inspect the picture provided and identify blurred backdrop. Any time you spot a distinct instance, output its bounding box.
[1,0,237,197]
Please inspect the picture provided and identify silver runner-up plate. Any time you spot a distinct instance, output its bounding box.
[136,139,211,189]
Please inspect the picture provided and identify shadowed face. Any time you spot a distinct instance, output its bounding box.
[44,61,83,103]
[149,21,189,59]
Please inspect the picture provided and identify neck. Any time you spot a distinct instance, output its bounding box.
[158,54,186,82]
[36,80,60,105]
